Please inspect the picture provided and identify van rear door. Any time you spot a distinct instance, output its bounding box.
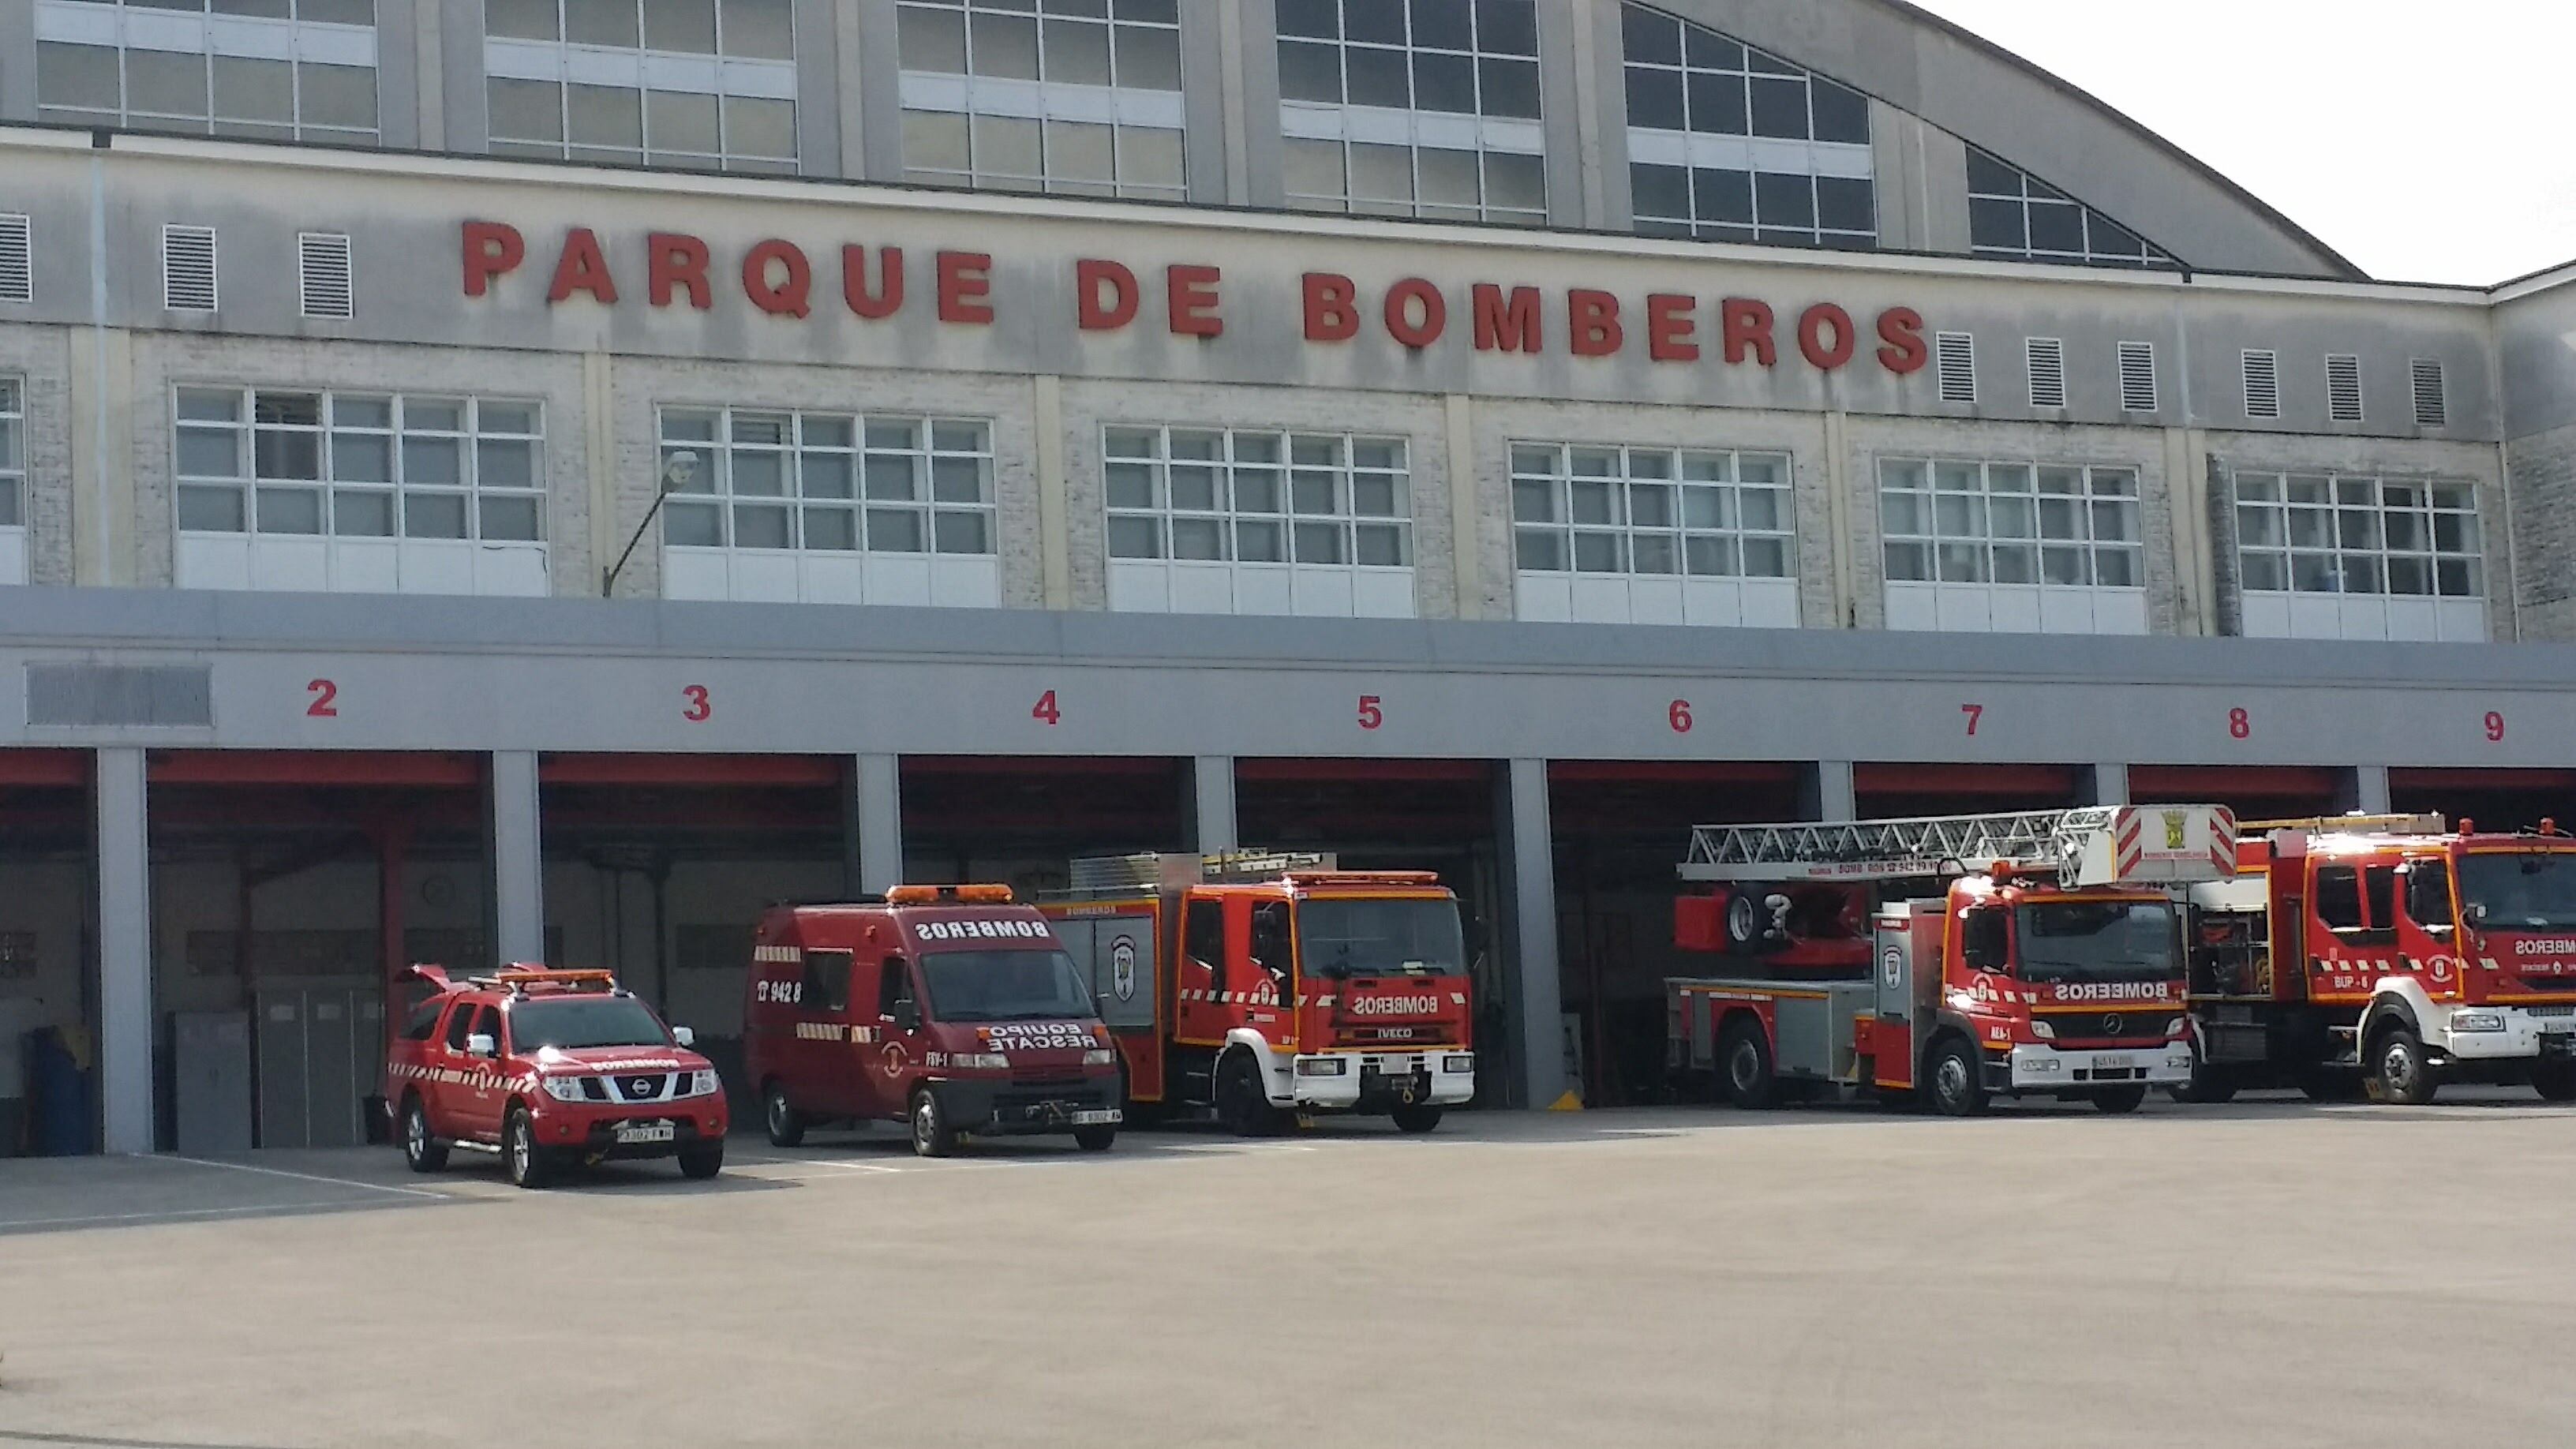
[797,948,857,1115]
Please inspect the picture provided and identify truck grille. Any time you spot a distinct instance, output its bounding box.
[1011,1072,1088,1090]
[2036,1012,2171,1043]
[614,1073,677,1103]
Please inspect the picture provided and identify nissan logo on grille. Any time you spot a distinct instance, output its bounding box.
[621,1075,658,1100]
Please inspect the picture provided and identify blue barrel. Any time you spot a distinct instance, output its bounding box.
[30,1028,94,1156]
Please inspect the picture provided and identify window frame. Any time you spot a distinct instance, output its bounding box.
[0,375,23,534]
[1102,423,1414,575]
[482,0,800,174]
[171,386,548,546]
[1878,456,2147,601]
[1509,440,1797,587]
[1964,145,2178,270]
[2231,469,2486,610]
[655,405,998,562]
[34,2,383,146]
[894,0,1188,201]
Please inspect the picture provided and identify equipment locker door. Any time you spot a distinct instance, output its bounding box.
[1871,911,1923,1091]
[1081,911,1161,1103]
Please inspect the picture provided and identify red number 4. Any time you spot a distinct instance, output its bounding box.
[1961,703,1983,736]
[1032,690,1062,727]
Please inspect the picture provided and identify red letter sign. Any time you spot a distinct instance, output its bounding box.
[937,251,994,324]
[1383,277,1447,350]
[1076,259,1139,331]
[843,245,904,320]
[1797,303,1856,370]
[1646,293,1699,362]
[1720,298,1777,367]
[646,232,711,310]
[1304,272,1360,343]
[1167,264,1223,338]
[742,238,813,317]
[1471,284,1542,354]
[1875,306,1929,375]
[1569,290,1623,357]
[462,221,526,298]
[546,227,618,305]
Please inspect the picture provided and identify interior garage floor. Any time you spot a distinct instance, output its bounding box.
[0,1096,2568,1448]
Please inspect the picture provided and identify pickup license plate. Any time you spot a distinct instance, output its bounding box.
[2092,1055,2135,1071]
[1069,1110,1120,1125]
[616,1122,675,1144]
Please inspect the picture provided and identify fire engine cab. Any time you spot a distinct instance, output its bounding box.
[742,887,1123,1156]
[1039,853,1476,1135]
[384,965,728,1188]
[1668,807,2236,1115]
[2180,814,2576,1105]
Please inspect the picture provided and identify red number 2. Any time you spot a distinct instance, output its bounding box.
[2229,707,2252,740]
[305,679,339,718]
[1961,703,1983,736]
[1032,690,1062,727]
[682,685,712,723]
[2486,710,2507,743]
[1357,695,1384,731]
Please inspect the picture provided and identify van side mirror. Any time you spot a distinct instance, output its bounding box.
[466,1032,497,1058]
[672,1025,695,1047]
[891,1001,921,1034]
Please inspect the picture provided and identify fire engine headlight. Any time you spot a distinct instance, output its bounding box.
[1443,1054,1476,1073]
[2166,1018,2188,1039]
[541,1076,590,1103]
[953,1052,1009,1071]
[2451,1012,2506,1033]
[2029,1020,2055,1040]
[2024,1057,2063,1073]
[1082,1048,1117,1067]
[1294,1058,1349,1077]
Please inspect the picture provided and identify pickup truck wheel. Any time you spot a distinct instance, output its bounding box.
[1073,1125,1118,1151]
[762,1082,807,1148]
[1390,1103,1443,1134]
[1215,1050,1279,1138]
[504,1106,554,1189]
[678,1141,724,1179]
[2366,1024,2439,1106]
[1718,1019,1779,1109]
[2533,1061,2576,1103]
[1928,1036,1988,1118]
[400,1096,447,1174]
[2093,1085,2148,1114]
[909,1088,958,1158]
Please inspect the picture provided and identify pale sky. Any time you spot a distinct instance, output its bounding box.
[1906,0,2575,286]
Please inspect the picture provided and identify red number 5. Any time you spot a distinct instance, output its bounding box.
[1357,695,1383,731]
[682,685,712,723]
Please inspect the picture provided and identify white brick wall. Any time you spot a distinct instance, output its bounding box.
[0,325,77,587]
[2507,421,2576,641]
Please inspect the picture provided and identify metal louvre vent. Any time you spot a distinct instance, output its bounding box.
[163,224,218,313]
[2411,358,2448,428]
[0,214,29,305]
[2025,337,2066,410]
[2326,354,2364,423]
[1935,331,1976,404]
[2117,341,2158,414]
[2241,349,2280,420]
[24,664,215,727]
[298,232,354,320]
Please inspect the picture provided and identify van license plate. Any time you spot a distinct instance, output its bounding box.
[1069,1110,1120,1125]
[2093,1055,2135,1071]
[617,1122,675,1144]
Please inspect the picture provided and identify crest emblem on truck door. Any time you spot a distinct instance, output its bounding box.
[1111,937,1137,1002]
[2162,811,2187,849]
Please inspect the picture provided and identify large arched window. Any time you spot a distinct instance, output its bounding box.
[1966,148,2178,269]
[1619,3,1874,249]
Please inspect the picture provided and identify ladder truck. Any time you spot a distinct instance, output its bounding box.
[2178,814,2576,1105]
[1667,806,2237,1116]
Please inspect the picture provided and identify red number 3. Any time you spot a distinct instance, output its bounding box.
[682,685,712,723]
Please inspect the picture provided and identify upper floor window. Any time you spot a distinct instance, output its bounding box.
[173,387,548,597]
[0,378,24,588]
[1103,425,1415,618]
[2233,471,2485,642]
[485,0,796,173]
[897,0,1185,200]
[656,407,1001,609]
[1511,443,1798,629]
[1621,5,1873,249]
[1880,459,2146,635]
[36,0,379,144]
[1277,0,1546,225]
[1966,148,2176,269]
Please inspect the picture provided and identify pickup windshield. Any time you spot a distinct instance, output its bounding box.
[2458,852,2576,930]
[1298,897,1466,978]
[506,998,671,1052]
[919,949,1095,1022]
[2015,900,2178,984]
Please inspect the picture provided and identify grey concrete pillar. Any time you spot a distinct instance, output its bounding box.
[1192,756,1238,854]
[2347,765,2394,817]
[1500,758,1567,1109]
[0,0,36,125]
[856,753,904,893]
[489,751,545,963]
[94,747,154,1155]
[1807,760,1858,822]
[2088,762,2132,807]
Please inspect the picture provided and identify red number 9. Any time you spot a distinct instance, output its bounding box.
[2486,710,2506,743]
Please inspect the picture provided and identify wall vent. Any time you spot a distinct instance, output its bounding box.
[2411,358,2448,429]
[2117,341,2158,414]
[298,232,354,320]
[0,215,29,305]
[1935,331,1976,404]
[2326,353,2364,423]
[2241,349,2280,420]
[2025,337,2065,409]
[163,224,218,313]
[24,664,215,728]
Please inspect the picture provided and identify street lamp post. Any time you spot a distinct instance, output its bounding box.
[602,449,700,598]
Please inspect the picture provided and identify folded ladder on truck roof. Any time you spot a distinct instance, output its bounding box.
[1680,806,2239,889]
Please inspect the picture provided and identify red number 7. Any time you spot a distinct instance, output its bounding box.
[1962,703,1983,736]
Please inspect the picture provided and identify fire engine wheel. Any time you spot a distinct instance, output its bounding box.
[2166,1065,2239,1105]
[909,1088,959,1158]
[1215,1050,1280,1138]
[2533,1061,2576,1103]
[2366,1024,2439,1106]
[762,1082,807,1148]
[1718,1019,1779,1109]
[2092,1085,2148,1114]
[504,1106,556,1189]
[1391,1103,1443,1134]
[1073,1125,1118,1151]
[1928,1037,1988,1118]
[399,1096,447,1174]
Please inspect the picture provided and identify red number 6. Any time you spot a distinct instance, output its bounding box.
[1668,700,1693,734]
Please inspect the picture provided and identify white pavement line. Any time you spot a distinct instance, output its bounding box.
[0,1199,392,1231]
[164,1155,450,1200]
[732,1156,905,1175]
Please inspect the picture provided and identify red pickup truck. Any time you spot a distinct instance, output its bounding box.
[384,965,728,1188]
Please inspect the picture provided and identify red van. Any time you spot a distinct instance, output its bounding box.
[742,886,1123,1156]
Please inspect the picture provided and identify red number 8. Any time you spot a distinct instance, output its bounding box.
[2228,707,2251,740]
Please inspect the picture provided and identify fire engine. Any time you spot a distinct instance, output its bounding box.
[1667,807,2236,1115]
[2178,814,2576,1105]
[1039,852,1476,1135]
[384,964,728,1188]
